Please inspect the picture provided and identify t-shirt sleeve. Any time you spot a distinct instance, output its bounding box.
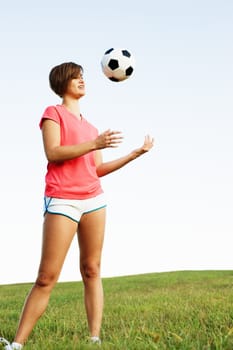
[39,106,60,129]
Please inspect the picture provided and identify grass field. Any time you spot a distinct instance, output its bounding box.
[0,270,233,349]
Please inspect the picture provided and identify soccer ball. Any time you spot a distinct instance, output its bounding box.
[101,48,135,82]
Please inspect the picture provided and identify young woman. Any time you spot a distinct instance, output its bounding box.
[1,62,154,349]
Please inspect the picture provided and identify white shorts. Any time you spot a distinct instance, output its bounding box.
[44,193,107,223]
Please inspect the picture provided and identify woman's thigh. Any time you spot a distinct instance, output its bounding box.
[38,213,78,280]
[78,208,106,264]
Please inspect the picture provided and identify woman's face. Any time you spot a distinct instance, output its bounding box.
[65,73,85,99]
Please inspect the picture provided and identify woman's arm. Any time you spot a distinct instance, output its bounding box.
[95,135,154,177]
[41,119,123,162]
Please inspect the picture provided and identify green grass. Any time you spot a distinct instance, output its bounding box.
[1,271,233,349]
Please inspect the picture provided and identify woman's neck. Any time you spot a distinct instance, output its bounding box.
[62,98,81,119]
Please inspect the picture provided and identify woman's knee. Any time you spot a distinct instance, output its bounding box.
[80,260,101,280]
[35,271,58,289]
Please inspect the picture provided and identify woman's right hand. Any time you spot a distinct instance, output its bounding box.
[95,129,123,149]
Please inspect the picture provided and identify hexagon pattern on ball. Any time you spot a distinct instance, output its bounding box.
[101,48,135,82]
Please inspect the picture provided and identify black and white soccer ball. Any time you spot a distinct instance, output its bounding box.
[101,48,135,82]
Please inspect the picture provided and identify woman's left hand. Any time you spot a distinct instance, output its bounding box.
[141,135,154,152]
[132,134,154,159]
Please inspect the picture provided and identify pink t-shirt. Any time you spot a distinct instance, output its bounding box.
[39,105,103,199]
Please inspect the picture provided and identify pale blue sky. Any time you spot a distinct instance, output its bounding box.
[0,0,232,284]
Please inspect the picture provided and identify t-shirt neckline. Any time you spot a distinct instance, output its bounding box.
[58,104,83,121]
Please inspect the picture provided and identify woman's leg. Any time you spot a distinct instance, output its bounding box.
[14,214,78,345]
[78,208,106,338]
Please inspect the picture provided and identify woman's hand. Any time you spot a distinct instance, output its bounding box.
[132,135,154,158]
[95,129,123,149]
[141,134,154,152]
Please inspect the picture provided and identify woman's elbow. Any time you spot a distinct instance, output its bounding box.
[96,166,106,177]
[45,149,62,163]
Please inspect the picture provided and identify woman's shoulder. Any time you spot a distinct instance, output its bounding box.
[39,105,61,129]
[43,104,60,115]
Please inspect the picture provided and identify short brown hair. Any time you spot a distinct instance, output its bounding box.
[49,62,83,97]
